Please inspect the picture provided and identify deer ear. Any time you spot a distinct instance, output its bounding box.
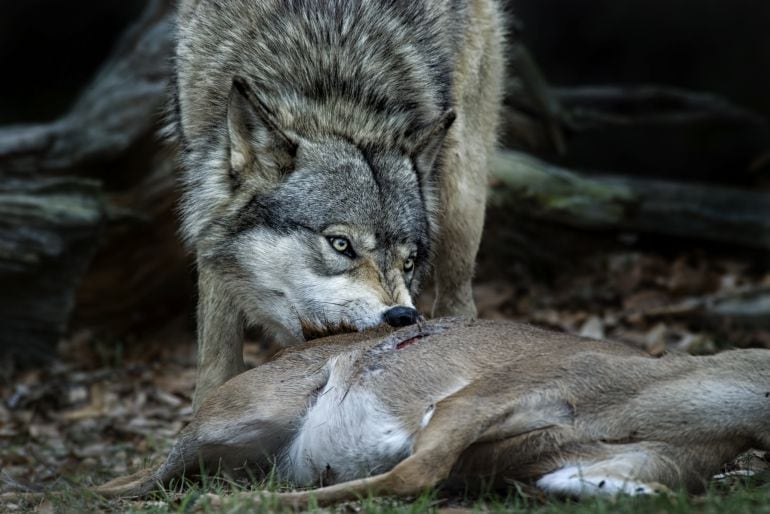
[226,76,297,187]
[411,109,456,179]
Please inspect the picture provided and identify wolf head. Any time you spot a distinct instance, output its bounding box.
[181,77,454,343]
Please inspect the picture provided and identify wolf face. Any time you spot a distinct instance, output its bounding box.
[188,78,453,342]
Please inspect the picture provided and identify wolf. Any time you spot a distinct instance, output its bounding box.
[96,318,770,505]
[170,0,506,408]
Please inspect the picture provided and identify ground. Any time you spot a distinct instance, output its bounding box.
[1,248,768,513]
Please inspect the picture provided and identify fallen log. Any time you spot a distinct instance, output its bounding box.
[626,285,770,331]
[485,150,770,257]
[0,178,105,366]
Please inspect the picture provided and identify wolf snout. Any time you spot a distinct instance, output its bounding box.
[383,306,419,328]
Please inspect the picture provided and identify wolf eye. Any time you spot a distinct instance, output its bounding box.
[330,237,349,252]
[403,257,415,272]
[327,236,355,258]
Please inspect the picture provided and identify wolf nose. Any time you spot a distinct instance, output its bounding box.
[383,306,419,328]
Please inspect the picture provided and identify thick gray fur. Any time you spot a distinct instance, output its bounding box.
[171,0,506,408]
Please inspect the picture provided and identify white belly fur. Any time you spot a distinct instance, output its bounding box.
[281,355,412,486]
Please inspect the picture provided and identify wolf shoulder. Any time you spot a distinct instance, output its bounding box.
[174,0,505,136]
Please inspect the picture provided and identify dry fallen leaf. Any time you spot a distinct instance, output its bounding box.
[579,315,605,339]
[60,382,107,421]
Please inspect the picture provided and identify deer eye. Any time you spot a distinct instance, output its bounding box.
[327,236,356,258]
[403,257,415,272]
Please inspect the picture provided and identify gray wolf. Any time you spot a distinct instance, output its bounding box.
[170,0,506,408]
[96,318,770,505]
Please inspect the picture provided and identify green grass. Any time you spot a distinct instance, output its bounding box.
[25,475,770,514]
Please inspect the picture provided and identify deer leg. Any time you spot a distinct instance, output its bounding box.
[231,383,520,508]
[535,441,723,497]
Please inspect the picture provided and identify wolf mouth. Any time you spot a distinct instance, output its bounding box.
[300,319,359,341]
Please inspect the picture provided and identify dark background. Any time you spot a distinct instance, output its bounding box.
[2,0,769,123]
[515,0,770,120]
[0,0,145,124]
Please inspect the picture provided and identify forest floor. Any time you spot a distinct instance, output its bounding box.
[1,247,769,513]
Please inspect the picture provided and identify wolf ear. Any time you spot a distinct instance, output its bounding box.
[412,109,456,179]
[226,76,297,186]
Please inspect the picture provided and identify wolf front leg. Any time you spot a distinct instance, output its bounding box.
[192,266,246,411]
[432,123,497,318]
[431,133,487,318]
[432,0,505,318]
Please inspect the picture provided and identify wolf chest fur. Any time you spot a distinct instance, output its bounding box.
[171,0,505,408]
